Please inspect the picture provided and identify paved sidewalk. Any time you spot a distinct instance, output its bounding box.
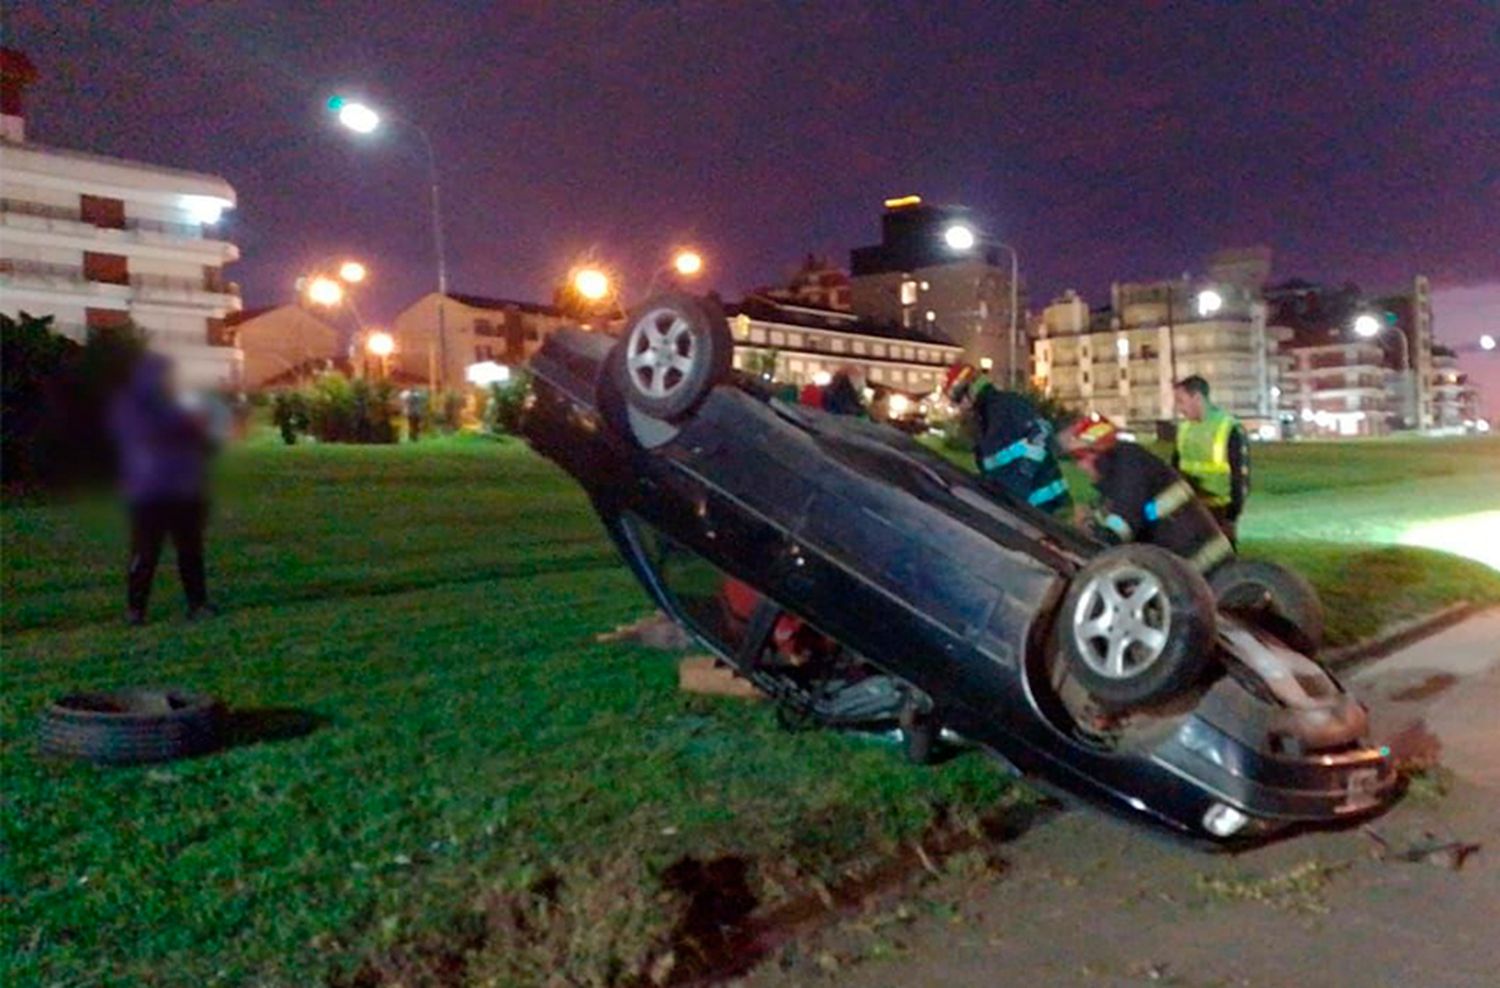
[747,609,1500,988]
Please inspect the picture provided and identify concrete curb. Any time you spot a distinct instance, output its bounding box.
[1321,601,1478,672]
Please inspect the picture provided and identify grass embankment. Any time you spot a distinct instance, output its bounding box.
[5,435,1497,985]
[2,438,1017,987]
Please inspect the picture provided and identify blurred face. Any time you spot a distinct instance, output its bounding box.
[1174,387,1204,421]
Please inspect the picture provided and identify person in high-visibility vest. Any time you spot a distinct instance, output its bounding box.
[945,363,1071,515]
[1062,417,1235,575]
[1171,375,1249,545]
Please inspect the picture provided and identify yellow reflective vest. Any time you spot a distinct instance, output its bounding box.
[1176,405,1237,507]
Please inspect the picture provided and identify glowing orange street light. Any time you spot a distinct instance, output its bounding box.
[573,267,612,301]
[672,249,704,277]
[306,275,345,307]
[366,331,395,358]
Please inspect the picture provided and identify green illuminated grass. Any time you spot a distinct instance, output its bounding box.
[1,437,1016,987]
[4,434,1497,985]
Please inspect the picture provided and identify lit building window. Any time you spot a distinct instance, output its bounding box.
[900,280,918,306]
[831,338,846,353]
[925,310,936,323]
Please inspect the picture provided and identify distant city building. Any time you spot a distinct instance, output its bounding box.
[1429,346,1481,429]
[226,304,342,390]
[1280,337,1392,436]
[1033,268,1285,434]
[1266,275,1445,435]
[726,294,962,395]
[760,253,852,311]
[848,196,1021,379]
[0,49,242,389]
[391,292,571,388]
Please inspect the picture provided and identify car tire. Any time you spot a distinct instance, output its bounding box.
[1059,544,1218,710]
[615,292,733,422]
[38,688,225,765]
[1209,559,1325,656]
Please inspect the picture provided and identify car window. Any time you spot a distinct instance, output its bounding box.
[626,519,754,653]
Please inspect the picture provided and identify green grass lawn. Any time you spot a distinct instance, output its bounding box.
[4,434,1498,986]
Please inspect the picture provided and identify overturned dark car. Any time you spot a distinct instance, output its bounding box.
[523,293,1396,844]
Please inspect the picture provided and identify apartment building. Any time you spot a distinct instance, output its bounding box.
[848,197,1021,380]
[0,49,242,389]
[1033,279,1286,434]
[1281,338,1392,436]
[390,292,573,388]
[726,294,962,395]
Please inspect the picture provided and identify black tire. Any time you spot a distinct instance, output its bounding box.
[1209,559,1325,656]
[614,292,733,422]
[38,688,225,765]
[1059,544,1218,710]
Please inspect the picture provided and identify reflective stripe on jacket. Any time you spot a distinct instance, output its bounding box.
[1176,405,1236,507]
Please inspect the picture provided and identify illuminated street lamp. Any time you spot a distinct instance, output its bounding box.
[573,267,612,302]
[672,249,704,278]
[1480,334,1496,352]
[1354,312,1412,429]
[338,260,368,284]
[943,222,1021,388]
[365,330,395,380]
[1196,289,1224,317]
[329,94,450,389]
[305,275,345,308]
[943,223,977,251]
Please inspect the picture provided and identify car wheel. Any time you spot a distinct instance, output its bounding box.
[615,292,733,422]
[1209,559,1325,656]
[1060,544,1218,709]
[38,688,225,765]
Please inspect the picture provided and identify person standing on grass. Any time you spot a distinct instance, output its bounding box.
[1172,374,1249,545]
[109,354,217,626]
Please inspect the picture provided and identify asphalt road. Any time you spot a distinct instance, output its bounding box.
[746,609,1500,988]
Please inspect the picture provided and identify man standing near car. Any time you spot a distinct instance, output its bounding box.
[946,363,1070,515]
[1172,375,1248,545]
[1062,417,1234,575]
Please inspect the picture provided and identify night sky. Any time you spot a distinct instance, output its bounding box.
[9,1,1499,398]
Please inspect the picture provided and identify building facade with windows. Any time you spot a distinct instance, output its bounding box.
[1280,339,1392,436]
[226,304,343,390]
[725,294,962,395]
[848,197,1021,379]
[1033,280,1286,433]
[390,292,572,388]
[0,53,242,389]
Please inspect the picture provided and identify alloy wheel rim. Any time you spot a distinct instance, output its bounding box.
[1071,565,1171,679]
[626,309,697,399]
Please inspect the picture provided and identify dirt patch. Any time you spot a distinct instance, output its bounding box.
[1388,672,1458,702]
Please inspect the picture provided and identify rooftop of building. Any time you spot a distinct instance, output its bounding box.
[445,292,564,317]
[0,138,237,199]
[726,293,960,348]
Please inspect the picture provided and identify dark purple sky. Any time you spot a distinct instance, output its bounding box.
[11,0,1499,396]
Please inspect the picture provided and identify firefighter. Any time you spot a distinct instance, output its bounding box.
[1171,375,1249,545]
[1062,417,1235,575]
[945,363,1071,514]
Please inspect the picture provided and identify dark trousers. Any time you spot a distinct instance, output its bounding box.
[128,498,208,613]
[1209,506,1239,548]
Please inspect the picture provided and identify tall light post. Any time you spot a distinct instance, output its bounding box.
[1355,312,1412,429]
[365,330,396,380]
[329,96,450,391]
[944,223,1020,388]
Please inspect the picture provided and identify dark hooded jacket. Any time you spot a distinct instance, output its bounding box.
[108,355,210,503]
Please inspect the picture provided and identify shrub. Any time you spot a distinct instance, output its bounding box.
[270,391,310,445]
[1,312,146,490]
[484,371,532,436]
[301,374,398,444]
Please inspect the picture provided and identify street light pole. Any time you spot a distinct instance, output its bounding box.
[993,241,1019,389]
[409,122,450,392]
[331,98,450,390]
